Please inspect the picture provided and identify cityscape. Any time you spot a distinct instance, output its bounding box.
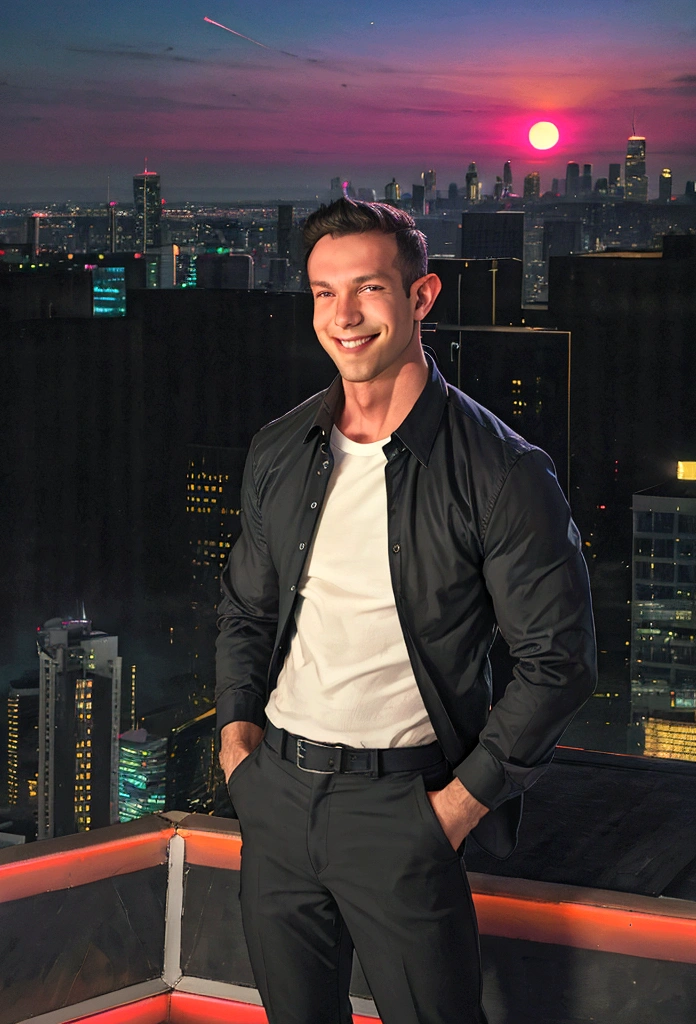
[0,0,695,853]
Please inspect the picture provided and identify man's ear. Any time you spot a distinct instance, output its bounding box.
[412,274,442,321]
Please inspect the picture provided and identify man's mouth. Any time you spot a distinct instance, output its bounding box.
[336,334,377,350]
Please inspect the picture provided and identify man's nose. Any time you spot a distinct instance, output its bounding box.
[334,293,363,329]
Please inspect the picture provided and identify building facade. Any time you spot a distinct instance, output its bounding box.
[625,136,649,202]
[132,169,162,251]
[37,617,121,839]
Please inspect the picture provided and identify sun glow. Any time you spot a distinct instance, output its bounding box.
[529,122,560,150]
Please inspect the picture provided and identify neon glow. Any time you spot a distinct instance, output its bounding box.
[529,122,560,150]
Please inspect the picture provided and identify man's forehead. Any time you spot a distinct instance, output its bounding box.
[307,231,400,281]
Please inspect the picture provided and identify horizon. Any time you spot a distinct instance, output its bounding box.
[2,0,694,203]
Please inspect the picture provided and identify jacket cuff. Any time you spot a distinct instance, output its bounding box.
[453,742,507,809]
[216,689,268,743]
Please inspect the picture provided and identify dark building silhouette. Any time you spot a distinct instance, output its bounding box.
[609,163,621,192]
[659,169,673,204]
[428,257,522,328]
[524,172,541,199]
[565,162,580,199]
[277,204,293,260]
[195,253,254,289]
[460,211,524,261]
[37,617,121,839]
[133,168,161,251]
[581,164,593,194]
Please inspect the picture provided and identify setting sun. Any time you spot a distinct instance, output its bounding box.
[529,121,560,150]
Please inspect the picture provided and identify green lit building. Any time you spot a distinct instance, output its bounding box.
[118,729,167,822]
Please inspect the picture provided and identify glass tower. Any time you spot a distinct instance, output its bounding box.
[133,169,162,252]
[625,136,648,202]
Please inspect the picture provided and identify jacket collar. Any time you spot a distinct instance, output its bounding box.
[303,350,447,468]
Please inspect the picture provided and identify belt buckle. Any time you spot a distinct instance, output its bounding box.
[295,737,336,774]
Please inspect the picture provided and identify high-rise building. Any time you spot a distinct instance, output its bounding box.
[411,184,426,215]
[37,616,121,839]
[461,211,524,261]
[503,161,513,196]
[659,169,673,204]
[421,169,437,204]
[133,167,162,251]
[551,178,563,197]
[581,164,593,194]
[523,172,541,199]
[384,178,401,203]
[630,464,696,745]
[565,163,580,199]
[594,178,609,194]
[277,204,293,260]
[357,188,377,202]
[7,685,39,811]
[118,728,167,822]
[625,136,648,202]
[465,163,480,202]
[609,164,622,192]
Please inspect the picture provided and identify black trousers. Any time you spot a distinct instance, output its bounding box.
[228,735,489,1024]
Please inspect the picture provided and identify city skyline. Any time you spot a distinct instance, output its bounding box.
[1,0,695,201]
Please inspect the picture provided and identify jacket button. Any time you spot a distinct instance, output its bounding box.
[290,585,296,591]
[299,542,305,550]
[392,543,400,553]
[310,502,317,509]
[322,461,330,469]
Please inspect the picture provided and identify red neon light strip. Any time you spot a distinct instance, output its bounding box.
[169,990,379,1023]
[0,829,174,905]
[63,992,169,1023]
[473,892,696,964]
[180,828,241,871]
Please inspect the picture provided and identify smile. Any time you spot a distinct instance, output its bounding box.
[337,334,377,349]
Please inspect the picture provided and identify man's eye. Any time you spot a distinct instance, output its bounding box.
[361,285,382,292]
[314,291,333,298]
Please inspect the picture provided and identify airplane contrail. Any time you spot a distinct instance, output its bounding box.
[204,16,272,50]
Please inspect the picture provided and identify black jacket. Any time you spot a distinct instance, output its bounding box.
[216,355,597,857]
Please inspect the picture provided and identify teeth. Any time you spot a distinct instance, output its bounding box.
[340,336,373,349]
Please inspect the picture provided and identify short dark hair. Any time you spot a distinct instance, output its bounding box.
[303,198,428,296]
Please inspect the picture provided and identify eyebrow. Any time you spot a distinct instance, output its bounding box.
[309,272,391,289]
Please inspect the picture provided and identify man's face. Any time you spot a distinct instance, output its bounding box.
[307,231,426,385]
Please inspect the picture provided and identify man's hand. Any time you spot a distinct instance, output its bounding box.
[219,721,264,783]
[427,777,489,851]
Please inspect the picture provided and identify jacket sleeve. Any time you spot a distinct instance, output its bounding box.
[215,440,278,740]
[453,447,597,809]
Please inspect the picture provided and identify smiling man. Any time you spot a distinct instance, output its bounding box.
[216,198,597,1024]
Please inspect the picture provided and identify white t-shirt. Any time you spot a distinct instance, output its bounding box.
[265,425,437,748]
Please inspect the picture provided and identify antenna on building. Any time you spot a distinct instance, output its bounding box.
[631,109,636,136]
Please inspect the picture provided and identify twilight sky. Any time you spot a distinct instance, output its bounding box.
[1,0,694,201]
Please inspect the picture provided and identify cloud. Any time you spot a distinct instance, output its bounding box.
[67,46,202,65]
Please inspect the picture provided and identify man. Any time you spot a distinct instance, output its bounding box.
[216,198,596,1024]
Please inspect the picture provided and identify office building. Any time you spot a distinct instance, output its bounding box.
[411,184,426,215]
[357,188,377,202]
[503,161,513,196]
[118,729,167,822]
[643,715,696,762]
[461,211,524,261]
[630,466,696,732]
[133,167,162,251]
[625,136,648,202]
[422,169,437,204]
[277,204,293,260]
[37,616,121,839]
[594,178,609,195]
[465,163,480,202]
[565,163,580,199]
[384,178,401,203]
[581,164,593,194]
[609,164,622,192]
[195,253,254,289]
[659,169,673,204]
[427,256,523,330]
[7,685,39,811]
[524,172,541,199]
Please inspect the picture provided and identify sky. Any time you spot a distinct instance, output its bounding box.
[1,0,695,201]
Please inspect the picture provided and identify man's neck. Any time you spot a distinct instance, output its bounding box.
[335,345,428,444]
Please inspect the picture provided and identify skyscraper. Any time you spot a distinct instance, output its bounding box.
[37,616,121,839]
[523,172,541,199]
[609,164,622,192]
[465,163,480,202]
[625,136,648,202]
[7,685,39,812]
[581,164,593,194]
[503,161,513,196]
[565,163,580,199]
[133,167,162,251]
[118,729,167,822]
[384,178,401,203]
[659,169,673,204]
[421,169,437,204]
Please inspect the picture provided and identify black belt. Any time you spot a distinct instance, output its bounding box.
[265,721,445,778]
